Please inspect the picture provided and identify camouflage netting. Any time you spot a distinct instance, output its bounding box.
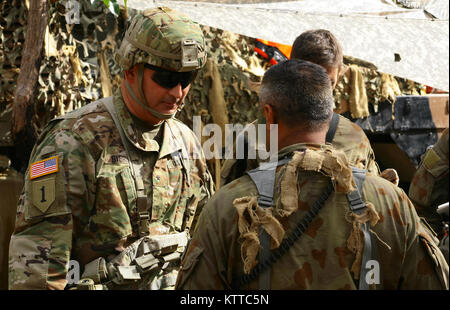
[334,58,425,117]
[0,0,26,147]
[0,0,425,162]
[0,0,125,150]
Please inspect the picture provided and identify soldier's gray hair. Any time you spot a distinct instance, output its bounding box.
[259,59,334,129]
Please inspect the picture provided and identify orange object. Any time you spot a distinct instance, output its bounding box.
[255,39,292,65]
[257,39,292,58]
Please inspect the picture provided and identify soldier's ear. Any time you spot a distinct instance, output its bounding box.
[263,104,277,125]
[123,65,139,84]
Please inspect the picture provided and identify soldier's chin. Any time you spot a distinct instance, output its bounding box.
[160,102,179,113]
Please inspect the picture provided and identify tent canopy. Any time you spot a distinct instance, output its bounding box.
[121,0,449,91]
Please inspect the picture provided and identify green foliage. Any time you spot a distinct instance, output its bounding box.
[90,0,126,16]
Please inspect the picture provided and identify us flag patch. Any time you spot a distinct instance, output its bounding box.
[30,156,59,180]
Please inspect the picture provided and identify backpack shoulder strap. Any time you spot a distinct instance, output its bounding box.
[326,112,340,143]
[347,167,367,214]
[348,166,378,290]
[246,159,290,208]
[245,157,291,290]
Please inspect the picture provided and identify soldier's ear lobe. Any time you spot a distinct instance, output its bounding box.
[263,104,276,125]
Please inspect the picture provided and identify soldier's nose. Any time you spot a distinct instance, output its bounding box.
[168,83,183,99]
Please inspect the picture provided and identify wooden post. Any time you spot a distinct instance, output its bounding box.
[98,49,113,98]
[11,0,48,171]
[204,59,230,190]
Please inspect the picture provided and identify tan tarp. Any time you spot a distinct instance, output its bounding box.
[121,0,449,91]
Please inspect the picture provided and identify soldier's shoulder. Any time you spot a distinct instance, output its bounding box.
[221,175,257,196]
[337,115,367,137]
[205,175,257,215]
[363,174,408,204]
[364,173,401,191]
[33,99,114,154]
[50,99,112,132]
[434,128,449,159]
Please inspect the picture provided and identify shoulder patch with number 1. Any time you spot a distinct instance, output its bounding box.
[32,177,55,213]
[30,155,59,180]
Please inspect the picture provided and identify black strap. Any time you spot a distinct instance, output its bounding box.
[326,113,340,143]
[232,134,250,182]
[231,180,334,290]
[246,157,291,290]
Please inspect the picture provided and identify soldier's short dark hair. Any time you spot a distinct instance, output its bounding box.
[291,29,343,69]
[260,59,333,129]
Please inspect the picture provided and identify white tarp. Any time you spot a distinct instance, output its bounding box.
[121,0,449,91]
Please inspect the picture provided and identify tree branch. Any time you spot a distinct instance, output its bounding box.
[11,0,48,171]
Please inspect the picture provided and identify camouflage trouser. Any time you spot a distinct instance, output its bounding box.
[76,232,188,290]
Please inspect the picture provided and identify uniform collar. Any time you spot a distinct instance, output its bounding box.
[277,142,333,160]
[113,89,182,156]
[158,120,184,159]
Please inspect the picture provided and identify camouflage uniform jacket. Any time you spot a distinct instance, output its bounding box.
[409,128,449,236]
[8,90,214,290]
[220,114,379,186]
[177,143,448,290]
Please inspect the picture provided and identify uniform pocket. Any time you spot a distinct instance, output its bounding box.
[91,163,133,241]
[152,157,184,223]
[153,158,182,188]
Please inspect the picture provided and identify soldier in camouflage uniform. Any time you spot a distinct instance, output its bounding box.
[409,128,449,262]
[8,7,214,290]
[176,60,448,290]
[221,29,381,187]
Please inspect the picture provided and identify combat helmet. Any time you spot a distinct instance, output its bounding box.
[115,7,207,119]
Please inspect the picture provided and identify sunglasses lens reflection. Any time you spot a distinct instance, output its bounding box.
[144,64,197,89]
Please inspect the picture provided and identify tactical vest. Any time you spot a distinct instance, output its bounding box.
[53,96,196,289]
[101,97,194,238]
[231,156,378,290]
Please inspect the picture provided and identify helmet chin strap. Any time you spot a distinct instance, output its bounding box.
[124,64,177,120]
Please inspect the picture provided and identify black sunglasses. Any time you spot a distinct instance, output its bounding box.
[144,64,198,89]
